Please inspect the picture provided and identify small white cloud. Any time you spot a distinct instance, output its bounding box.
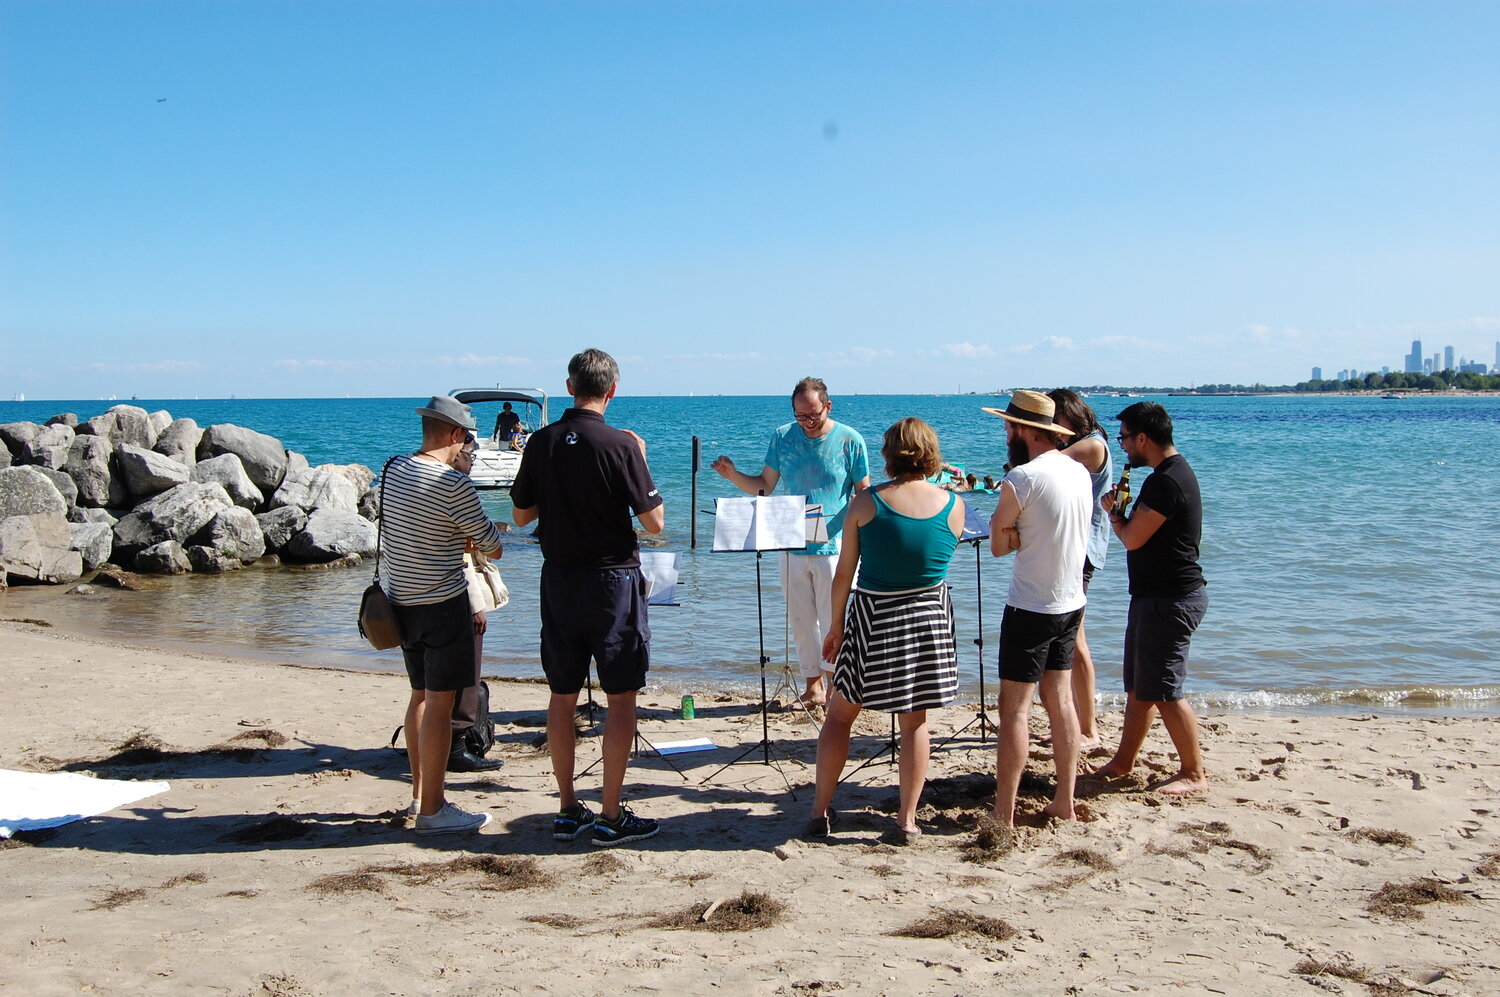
[940,342,995,359]
[427,354,531,368]
[806,347,895,366]
[1089,335,1151,350]
[1042,336,1075,351]
[80,360,205,374]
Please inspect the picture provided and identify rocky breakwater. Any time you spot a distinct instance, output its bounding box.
[0,405,380,587]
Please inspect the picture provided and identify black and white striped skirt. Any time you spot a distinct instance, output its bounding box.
[832,583,958,713]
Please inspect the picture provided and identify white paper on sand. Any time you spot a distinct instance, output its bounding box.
[0,768,169,838]
[712,495,809,552]
[640,550,681,606]
[650,738,718,756]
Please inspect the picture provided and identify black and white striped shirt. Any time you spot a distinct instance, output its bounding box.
[378,454,503,606]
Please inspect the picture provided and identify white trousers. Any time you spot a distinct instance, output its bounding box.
[779,551,839,679]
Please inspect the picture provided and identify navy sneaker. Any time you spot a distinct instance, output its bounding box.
[591,805,659,848]
[553,802,596,841]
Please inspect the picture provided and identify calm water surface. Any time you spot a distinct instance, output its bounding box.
[4,393,1497,714]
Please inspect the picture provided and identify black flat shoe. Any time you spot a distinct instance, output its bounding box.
[446,747,505,773]
[804,810,838,839]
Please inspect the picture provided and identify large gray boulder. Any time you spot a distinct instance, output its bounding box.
[256,506,306,553]
[152,418,201,466]
[36,423,75,449]
[111,482,233,564]
[17,441,69,469]
[191,506,266,564]
[285,451,310,476]
[68,521,114,570]
[34,467,79,510]
[65,435,128,508]
[76,404,158,449]
[115,443,192,498]
[148,410,173,437]
[317,462,376,494]
[0,446,9,470]
[190,453,263,510]
[69,507,119,525]
[45,413,78,428]
[283,508,377,563]
[0,466,68,518]
[357,486,379,521]
[0,422,40,458]
[186,545,241,574]
[197,424,288,496]
[135,540,191,575]
[0,512,83,584]
[270,465,358,515]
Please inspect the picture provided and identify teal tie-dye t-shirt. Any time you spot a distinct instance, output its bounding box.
[764,421,870,556]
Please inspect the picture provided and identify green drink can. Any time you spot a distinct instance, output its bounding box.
[680,695,695,720]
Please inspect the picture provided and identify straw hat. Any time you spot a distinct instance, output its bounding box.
[982,390,1074,436]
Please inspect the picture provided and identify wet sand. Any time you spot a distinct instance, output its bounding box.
[2,619,1497,995]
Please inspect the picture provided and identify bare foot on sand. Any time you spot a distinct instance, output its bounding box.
[799,690,827,708]
[1153,771,1209,795]
[1078,735,1103,752]
[1041,802,1077,822]
[1084,760,1133,779]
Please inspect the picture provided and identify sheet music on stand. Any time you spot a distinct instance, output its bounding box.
[639,551,681,606]
[959,502,991,543]
[711,495,810,552]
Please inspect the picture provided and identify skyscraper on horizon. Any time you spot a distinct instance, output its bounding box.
[1444,345,1455,371]
[1405,339,1424,373]
[1311,366,1322,381]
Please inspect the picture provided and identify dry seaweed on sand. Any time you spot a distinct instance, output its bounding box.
[1367,878,1471,920]
[869,863,900,878]
[88,886,150,911]
[100,731,171,766]
[1292,958,1370,982]
[670,871,712,885]
[649,890,787,932]
[1472,850,1500,878]
[222,728,290,748]
[366,855,555,891]
[577,848,627,874]
[960,819,1017,863]
[221,815,311,844]
[890,909,1018,941]
[1051,848,1115,871]
[307,871,385,895]
[523,913,588,929]
[159,871,208,889]
[1347,827,1415,848]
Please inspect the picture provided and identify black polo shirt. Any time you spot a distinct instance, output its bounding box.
[1125,454,1206,598]
[511,408,663,570]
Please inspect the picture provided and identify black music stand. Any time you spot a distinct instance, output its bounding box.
[702,494,811,795]
[578,551,690,781]
[937,500,996,749]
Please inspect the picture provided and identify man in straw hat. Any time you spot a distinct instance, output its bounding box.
[383,394,505,834]
[983,390,1092,825]
[1087,401,1209,794]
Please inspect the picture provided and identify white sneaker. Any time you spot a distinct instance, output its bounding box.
[405,799,419,817]
[414,802,491,835]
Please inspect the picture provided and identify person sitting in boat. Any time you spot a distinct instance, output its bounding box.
[493,403,521,441]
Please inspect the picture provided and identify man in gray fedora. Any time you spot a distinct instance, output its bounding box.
[381,395,505,834]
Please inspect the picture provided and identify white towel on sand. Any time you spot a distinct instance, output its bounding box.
[0,769,169,838]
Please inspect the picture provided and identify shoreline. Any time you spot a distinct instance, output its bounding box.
[3,620,1497,994]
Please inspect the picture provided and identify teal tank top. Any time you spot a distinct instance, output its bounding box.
[856,489,960,592]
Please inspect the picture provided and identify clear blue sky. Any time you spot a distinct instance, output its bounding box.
[3,1,1497,399]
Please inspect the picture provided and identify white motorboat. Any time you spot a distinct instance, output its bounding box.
[449,387,549,489]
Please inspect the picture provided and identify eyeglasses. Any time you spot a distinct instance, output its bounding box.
[793,406,827,424]
[458,449,477,460]
[1115,431,1138,444]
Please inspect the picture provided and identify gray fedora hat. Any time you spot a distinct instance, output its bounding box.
[414,395,477,430]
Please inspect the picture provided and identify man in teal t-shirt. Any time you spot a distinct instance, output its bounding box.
[712,377,870,705]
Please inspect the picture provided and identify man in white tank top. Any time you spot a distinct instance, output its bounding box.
[984,391,1092,827]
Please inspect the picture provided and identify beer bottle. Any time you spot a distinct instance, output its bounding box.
[1114,466,1132,518]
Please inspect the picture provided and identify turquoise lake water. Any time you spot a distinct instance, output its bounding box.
[4,392,1497,712]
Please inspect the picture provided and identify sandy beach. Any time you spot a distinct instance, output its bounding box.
[2,618,1497,996]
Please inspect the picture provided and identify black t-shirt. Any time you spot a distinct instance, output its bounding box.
[510,408,663,570]
[1125,454,1205,597]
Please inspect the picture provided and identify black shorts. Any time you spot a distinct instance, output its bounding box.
[539,565,651,695]
[394,593,476,693]
[997,605,1084,685]
[1081,557,1097,594]
[1123,588,1209,702]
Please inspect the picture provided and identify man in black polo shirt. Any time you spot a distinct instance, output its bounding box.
[511,348,666,846]
[1088,401,1210,795]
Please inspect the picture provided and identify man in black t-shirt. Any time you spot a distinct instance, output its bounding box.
[512,348,666,847]
[1088,401,1210,795]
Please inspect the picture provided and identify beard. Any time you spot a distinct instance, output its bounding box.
[1006,435,1031,470]
[1128,452,1148,469]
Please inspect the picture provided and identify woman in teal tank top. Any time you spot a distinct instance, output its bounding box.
[807,417,966,844]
